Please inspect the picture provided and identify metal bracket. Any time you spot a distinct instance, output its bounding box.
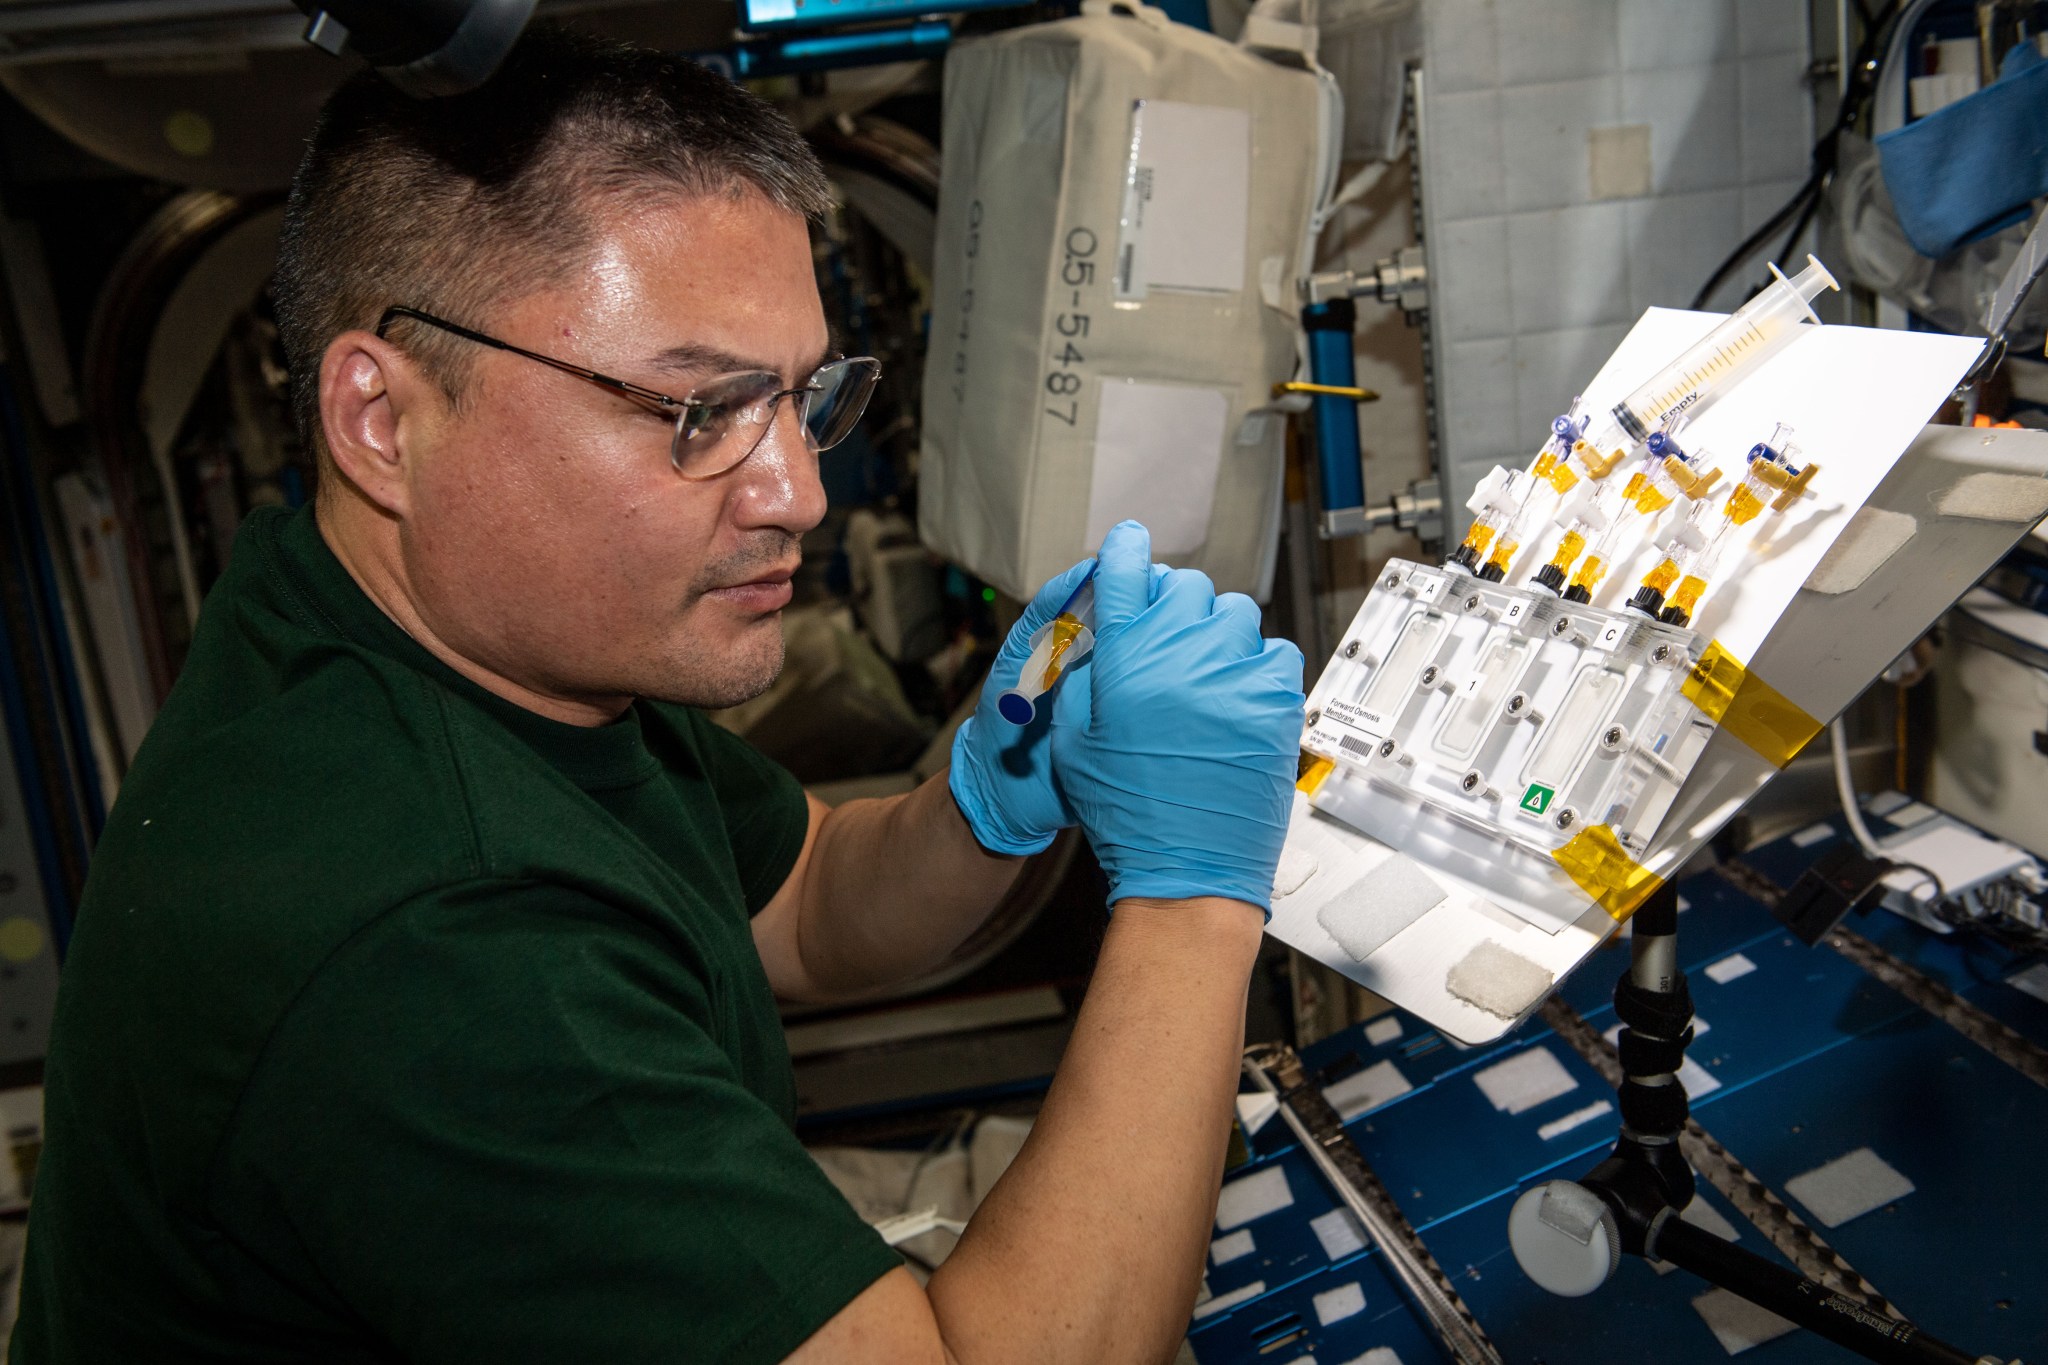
[1319,505,1369,539]
[1243,1044,1504,1365]
[1302,244,1429,321]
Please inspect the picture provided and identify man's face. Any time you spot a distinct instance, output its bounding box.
[396,189,830,712]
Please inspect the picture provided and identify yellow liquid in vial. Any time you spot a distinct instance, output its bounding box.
[1546,461,1580,495]
[1641,558,1680,595]
[1532,449,1558,479]
[1547,530,1587,572]
[1462,522,1497,558]
[1631,480,1673,515]
[1667,575,1708,618]
[1626,321,1771,428]
[1569,555,1608,594]
[1044,613,1087,685]
[1484,539,1520,576]
[1726,483,1766,526]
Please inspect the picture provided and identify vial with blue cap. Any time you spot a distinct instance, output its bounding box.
[998,570,1097,725]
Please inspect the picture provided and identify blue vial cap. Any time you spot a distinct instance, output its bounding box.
[997,691,1037,726]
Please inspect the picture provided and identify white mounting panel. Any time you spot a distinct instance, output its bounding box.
[1302,559,1713,861]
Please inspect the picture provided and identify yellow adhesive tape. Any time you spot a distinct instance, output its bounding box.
[1551,823,1664,923]
[1297,754,1335,795]
[1681,640,1821,769]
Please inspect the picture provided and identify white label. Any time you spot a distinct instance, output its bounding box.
[1087,380,1228,558]
[1593,620,1627,651]
[1313,1281,1368,1325]
[1407,570,1447,602]
[1215,1166,1294,1230]
[1704,953,1757,985]
[1310,1207,1367,1260]
[1503,599,1528,623]
[1323,700,1387,741]
[1113,101,1250,301]
[1536,1099,1614,1141]
[1210,1229,1257,1265]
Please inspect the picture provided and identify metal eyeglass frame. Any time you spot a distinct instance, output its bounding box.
[373,305,881,479]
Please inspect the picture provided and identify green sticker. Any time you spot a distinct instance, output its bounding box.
[1520,783,1555,815]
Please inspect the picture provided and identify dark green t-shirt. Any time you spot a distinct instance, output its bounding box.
[10,505,897,1364]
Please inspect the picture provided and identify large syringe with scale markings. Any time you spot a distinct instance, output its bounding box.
[1450,257,1837,593]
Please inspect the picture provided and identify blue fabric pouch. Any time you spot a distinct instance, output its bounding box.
[1878,42,2048,258]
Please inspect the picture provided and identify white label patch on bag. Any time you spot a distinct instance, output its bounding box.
[1114,100,1251,300]
[1087,379,1228,556]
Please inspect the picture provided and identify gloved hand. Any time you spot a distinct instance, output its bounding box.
[1055,522,1305,913]
[949,556,1101,856]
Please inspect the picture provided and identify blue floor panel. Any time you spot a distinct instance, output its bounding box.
[1192,813,2048,1364]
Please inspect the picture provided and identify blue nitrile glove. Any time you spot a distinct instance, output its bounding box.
[1053,522,1305,913]
[949,557,1103,856]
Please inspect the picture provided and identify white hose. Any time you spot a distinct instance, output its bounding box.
[1829,717,1890,862]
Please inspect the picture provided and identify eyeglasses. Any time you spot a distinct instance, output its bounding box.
[374,306,881,480]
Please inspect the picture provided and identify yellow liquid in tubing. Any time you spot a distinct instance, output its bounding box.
[1726,484,1766,526]
[1569,555,1608,595]
[1547,530,1587,573]
[1462,523,1497,558]
[1667,575,1707,619]
[1483,539,1520,576]
[1624,320,1772,428]
[1641,558,1680,595]
[1532,450,1558,479]
[1043,613,1086,685]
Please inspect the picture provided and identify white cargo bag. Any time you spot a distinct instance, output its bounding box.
[918,0,1324,601]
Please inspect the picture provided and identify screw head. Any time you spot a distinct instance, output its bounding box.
[1603,725,1624,747]
[1464,594,1482,612]
[1383,572,1402,589]
[1377,738,1397,758]
[1344,640,1361,659]
[1553,616,1573,637]
[1460,770,1481,792]
[1555,808,1577,831]
[1652,644,1672,664]
[1420,666,1439,687]
[1306,708,1322,727]
[1506,693,1527,715]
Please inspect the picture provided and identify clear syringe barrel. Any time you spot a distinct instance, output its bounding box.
[998,579,1095,725]
[1609,256,1837,444]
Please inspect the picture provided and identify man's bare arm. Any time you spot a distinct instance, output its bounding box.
[784,895,1264,1365]
[752,770,1028,1003]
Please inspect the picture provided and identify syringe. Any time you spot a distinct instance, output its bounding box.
[1628,423,1817,628]
[1447,407,1590,579]
[1609,255,1837,446]
[1525,255,1837,590]
[998,569,1096,725]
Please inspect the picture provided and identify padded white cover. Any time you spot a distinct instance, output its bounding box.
[919,1,1322,600]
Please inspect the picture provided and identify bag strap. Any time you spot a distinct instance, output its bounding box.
[1078,0,1176,30]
